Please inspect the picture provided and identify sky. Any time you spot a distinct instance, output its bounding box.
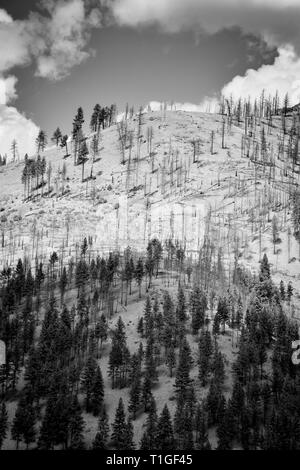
[0,0,300,157]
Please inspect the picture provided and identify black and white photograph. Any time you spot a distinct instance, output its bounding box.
[0,0,300,454]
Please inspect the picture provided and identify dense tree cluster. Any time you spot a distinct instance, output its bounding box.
[0,229,298,449]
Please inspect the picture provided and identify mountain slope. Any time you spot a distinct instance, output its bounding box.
[0,107,299,313]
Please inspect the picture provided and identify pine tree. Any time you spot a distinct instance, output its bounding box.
[217,401,234,450]
[144,296,153,337]
[81,355,97,412]
[287,282,293,303]
[190,287,206,334]
[156,405,175,450]
[194,403,210,450]
[38,389,71,450]
[58,305,72,361]
[59,266,68,303]
[137,317,144,337]
[145,335,158,385]
[37,396,57,450]
[207,380,224,426]
[140,396,158,450]
[176,405,194,450]
[52,127,62,146]
[128,366,142,419]
[111,398,128,450]
[81,237,88,258]
[109,317,129,388]
[142,374,153,412]
[78,140,89,181]
[22,401,36,450]
[217,297,229,334]
[25,268,34,297]
[35,262,44,291]
[166,342,176,377]
[92,407,109,450]
[12,394,36,450]
[260,254,271,280]
[176,286,187,323]
[213,347,225,389]
[36,130,47,153]
[60,135,69,156]
[231,379,245,426]
[213,311,220,336]
[90,365,104,416]
[125,418,135,450]
[73,107,85,138]
[283,92,289,116]
[135,258,144,298]
[69,396,85,450]
[279,280,285,301]
[95,314,108,354]
[198,330,213,386]
[174,338,193,405]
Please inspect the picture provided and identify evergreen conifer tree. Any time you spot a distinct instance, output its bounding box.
[156,405,175,450]
[111,398,128,450]
[92,407,109,450]
[90,365,104,416]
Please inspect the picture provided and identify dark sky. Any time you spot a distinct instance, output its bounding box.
[0,0,282,155]
[0,0,39,19]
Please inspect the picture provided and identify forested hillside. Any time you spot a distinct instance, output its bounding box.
[0,96,300,450]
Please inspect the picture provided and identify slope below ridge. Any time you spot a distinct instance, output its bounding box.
[0,108,299,313]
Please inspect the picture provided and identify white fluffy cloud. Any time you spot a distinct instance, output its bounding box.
[222,45,300,105]
[0,105,38,158]
[0,1,103,81]
[0,74,38,159]
[0,74,38,158]
[0,1,103,157]
[0,76,18,105]
[0,8,13,24]
[0,11,32,72]
[111,0,300,47]
[34,0,102,80]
